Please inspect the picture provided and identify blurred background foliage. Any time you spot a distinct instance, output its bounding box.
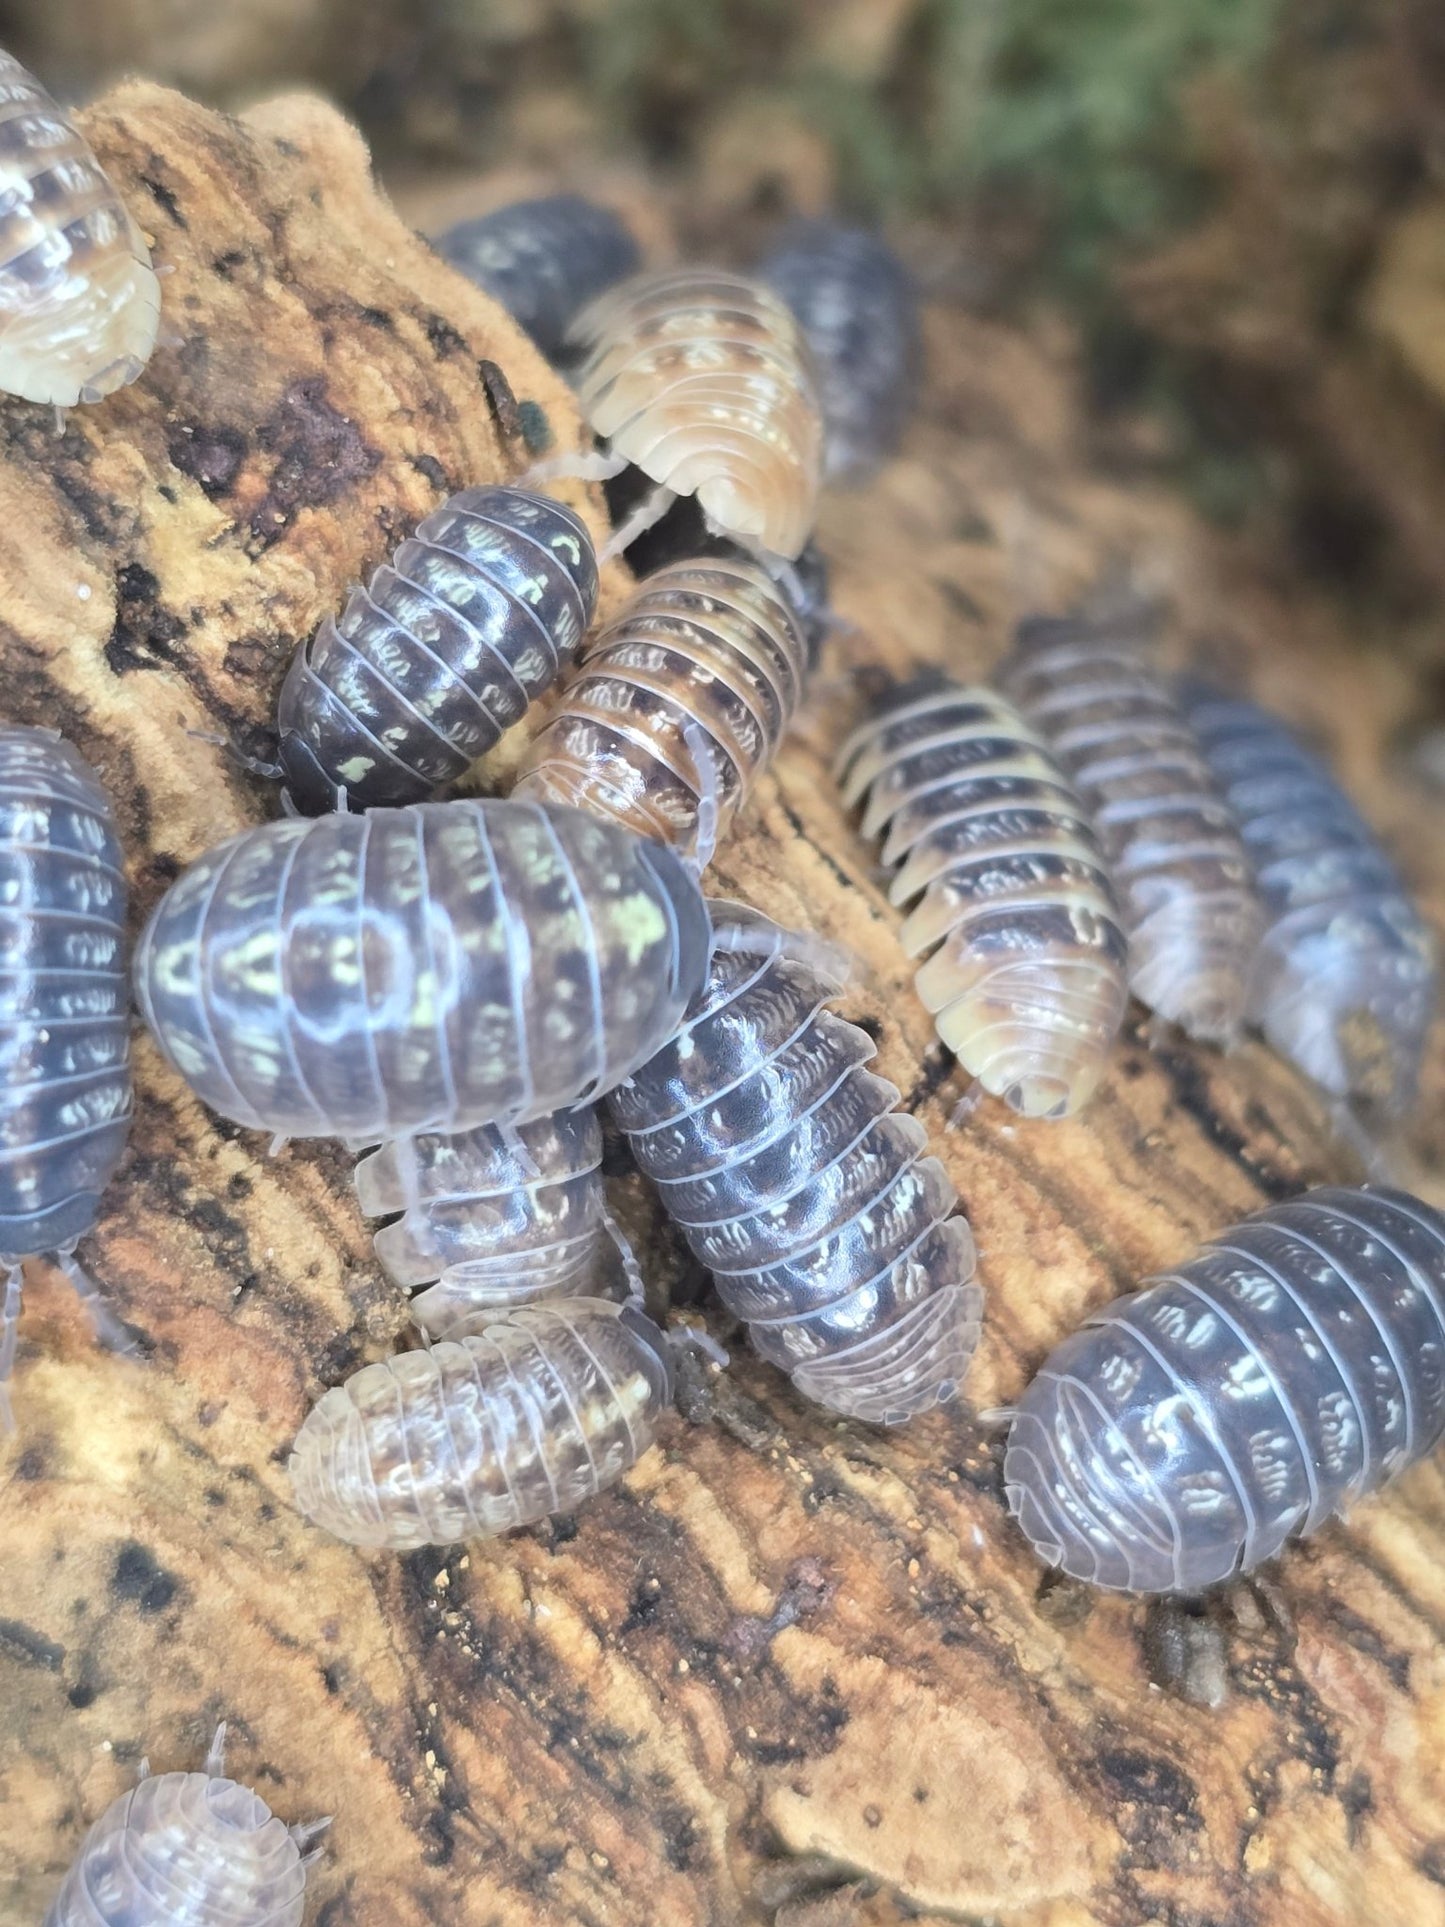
[2,0,1444,609]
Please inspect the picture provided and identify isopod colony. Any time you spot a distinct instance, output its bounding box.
[3,38,1442,1918]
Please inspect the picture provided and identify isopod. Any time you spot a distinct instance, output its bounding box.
[758,218,919,482]
[564,265,824,560]
[1181,684,1436,1116]
[0,49,161,407]
[289,1295,674,1547]
[1000,615,1263,1046]
[0,726,132,1423]
[608,904,982,1423]
[433,194,641,361]
[836,677,1129,1120]
[132,798,711,1141]
[44,1723,326,1927]
[514,555,811,857]
[275,485,598,812]
[355,1106,606,1337]
[1004,1185,1445,1593]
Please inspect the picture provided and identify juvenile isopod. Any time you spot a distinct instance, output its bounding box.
[836,677,1129,1120]
[274,485,598,812]
[999,615,1263,1047]
[354,1106,606,1337]
[1180,684,1436,1116]
[758,218,920,482]
[514,556,811,857]
[0,49,161,407]
[44,1723,326,1927]
[289,1295,674,1547]
[433,194,641,361]
[132,798,711,1142]
[0,725,133,1423]
[560,266,824,561]
[608,905,982,1423]
[1004,1185,1445,1593]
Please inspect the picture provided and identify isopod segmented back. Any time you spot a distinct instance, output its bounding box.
[1000,615,1263,1047]
[289,1297,673,1547]
[608,905,982,1423]
[1005,1185,1445,1593]
[0,49,161,407]
[569,266,824,560]
[836,678,1129,1119]
[515,556,810,858]
[277,485,598,813]
[1181,684,1436,1115]
[133,798,711,1141]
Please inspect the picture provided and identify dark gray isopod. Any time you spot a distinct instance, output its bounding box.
[276,485,598,812]
[1005,1186,1445,1593]
[433,195,641,360]
[0,726,132,1422]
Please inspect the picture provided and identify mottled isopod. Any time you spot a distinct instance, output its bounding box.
[758,218,920,482]
[1000,615,1263,1046]
[1005,1185,1445,1593]
[354,1106,606,1338]
[132,798,711,1142]
[608,905,982,1423]
[1181,684,1436,1116]
[433,194,642,361]
[289,1296,674,1547]
[44,1724,325,1927]
[565,266,824,560]
[514,556,810,857]
[836,678,1129,1120]
[0,49,161,407]
[0,726,133,1422]
[276,485,598,813]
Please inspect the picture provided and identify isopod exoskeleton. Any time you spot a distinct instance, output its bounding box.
[1180,684,1436,1117]
[836,678,1129,1120]
[44,1725,324,1927]
[1005,1185,1445,1593]
[433,194,642,361]
[514,556,811,859]
[758,218,919,482]
[608,905,982,1424]
[354,1106,606,1338]
[132,798,711,1142]
[276,485,598,813]
[566,266,824,561]
[999,615,1263,1047]
[0,726,133,1423]
[0,49,161,407]
[289,1296,673,1547]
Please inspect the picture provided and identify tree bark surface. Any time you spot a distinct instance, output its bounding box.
[3,84,1445,1927]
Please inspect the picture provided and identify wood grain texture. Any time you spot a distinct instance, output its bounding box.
[3,85,1445,1927]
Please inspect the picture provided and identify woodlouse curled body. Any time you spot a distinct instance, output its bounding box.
[608,905,982,1423]
[433,194,641,361]
[564,266,824,561]
[1181,684,1436,1117]
[44,1724,326,1927]
[0,49,161,408]
[1000,615,1263,1048]
[1005,1186,1445,1593]
[836,677,1129,1120]
[758,219,920,482]
[132,798,711,1142]
[0,726,133,1424]
[275,485,598,813]
[515,556,811,859]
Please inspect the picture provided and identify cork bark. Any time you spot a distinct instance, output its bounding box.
[2,84,1445,1927]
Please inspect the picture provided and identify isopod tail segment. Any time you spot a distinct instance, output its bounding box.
[202,1725,333,1862]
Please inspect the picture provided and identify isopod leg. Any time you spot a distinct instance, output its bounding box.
[669,1319,730,1370]
[600,482,677,562]
[949,1080,986,1130]
[0,1265,23,1432]
[53,1249,139,1358]
[681,718,720,874]
[292,1815,334,1864]
[601,1206,645,1311]
[499,1122,542,1182]
[205,1722,228,1778]
[185,726,284,782]
[522,447,630,488]
[707,906,855,992]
